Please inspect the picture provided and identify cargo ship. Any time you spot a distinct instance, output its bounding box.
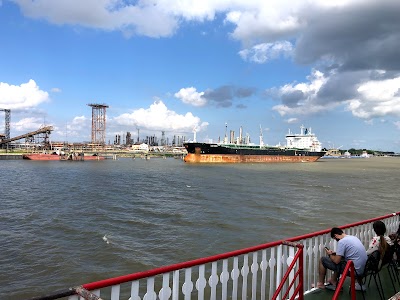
[183,125,325,163]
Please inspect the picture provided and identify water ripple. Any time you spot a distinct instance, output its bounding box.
[1,157,399,298]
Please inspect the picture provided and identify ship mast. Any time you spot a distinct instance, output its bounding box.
[192,126,197,142]
[224,122,228,144]
[259,125,264,147]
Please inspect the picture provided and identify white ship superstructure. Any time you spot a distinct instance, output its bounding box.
[286,125,322,152]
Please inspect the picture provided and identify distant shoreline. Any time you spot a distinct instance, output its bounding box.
[0,152,185,160]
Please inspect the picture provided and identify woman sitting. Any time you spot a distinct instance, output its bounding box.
[367,220,393,267]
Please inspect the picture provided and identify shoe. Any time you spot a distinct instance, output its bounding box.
[354,282,366,291]
[325,283,343,291]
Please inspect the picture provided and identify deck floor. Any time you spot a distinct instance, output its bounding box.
[304,265,400,300]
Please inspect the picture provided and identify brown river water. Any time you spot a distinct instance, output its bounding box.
[1,156,399,299]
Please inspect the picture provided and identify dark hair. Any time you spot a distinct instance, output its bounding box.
[330,227,343,238]
[373,220,389,257]
[373,220,387,236]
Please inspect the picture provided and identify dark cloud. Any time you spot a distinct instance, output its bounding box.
[281,90,304,107]
[259,1,400,119]
[236,104,247,109]
[295,0,400,71]
[203,85,256,107]
[236,87,256,98]
[369,70,400,81]
[204,86,233,102]
[316,70,400,107]
[316,71,365,104]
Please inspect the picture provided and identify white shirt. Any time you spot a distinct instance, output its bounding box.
[366,235,393,255]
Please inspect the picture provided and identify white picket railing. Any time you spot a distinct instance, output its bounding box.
[40,212,400,300]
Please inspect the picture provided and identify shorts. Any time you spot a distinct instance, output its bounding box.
[321,256,347,275]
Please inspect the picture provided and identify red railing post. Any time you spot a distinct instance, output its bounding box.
[332,260,356,300]
[27,212,400,300]
[271,241,304,300]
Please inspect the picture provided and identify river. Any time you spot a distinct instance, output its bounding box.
[1,156,399,299]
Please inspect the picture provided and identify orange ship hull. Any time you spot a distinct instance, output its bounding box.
[184,153,322,163]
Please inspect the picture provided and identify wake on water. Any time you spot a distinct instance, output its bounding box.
[102,235,110,244]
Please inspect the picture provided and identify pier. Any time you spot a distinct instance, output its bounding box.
[0,153,22,160]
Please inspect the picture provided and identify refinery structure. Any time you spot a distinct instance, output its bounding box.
[0,104,188,154]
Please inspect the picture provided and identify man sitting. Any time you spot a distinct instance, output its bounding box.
[317,227,368,291]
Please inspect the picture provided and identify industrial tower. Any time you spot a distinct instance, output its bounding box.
[88,103,108,146]
[0,108,10,140]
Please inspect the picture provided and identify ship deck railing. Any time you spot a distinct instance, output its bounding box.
[28,212,400,300]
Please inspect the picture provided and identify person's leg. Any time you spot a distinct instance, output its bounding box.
[318,258,327,288]
[318,257,338,288]
[329,271,339,285]
[328,260,347,285]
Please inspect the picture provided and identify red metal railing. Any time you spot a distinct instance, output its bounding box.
[27,211,400,300]
[80,212,400,291]
[332,260,357,300]
[271,241,304,300]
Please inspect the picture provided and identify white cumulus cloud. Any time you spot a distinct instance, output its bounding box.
[269,68,400,121]
[12,117,46,132]
[55,116,88,139]
[347,77,400,119]
[285,118,298,124]
[68,115,87,131]
[175,87,207,107]
[271,69,333,116]
[113,99,208,133]
[0,79,49,109]
[9,0,324,42]
[13,0,180,38]
[239,41,293,63]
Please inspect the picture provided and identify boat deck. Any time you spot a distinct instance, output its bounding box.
[304,265,400,300]
[27,213,400,300]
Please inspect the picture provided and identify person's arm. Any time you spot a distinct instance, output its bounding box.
[324,248,341,264]
[329,253,342,264]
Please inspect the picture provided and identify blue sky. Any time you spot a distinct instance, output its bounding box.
[1,0,400,152]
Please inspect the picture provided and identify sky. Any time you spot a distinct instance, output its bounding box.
[1,0,400,152]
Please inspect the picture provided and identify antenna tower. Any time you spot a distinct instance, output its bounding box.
[88,103,109,145]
